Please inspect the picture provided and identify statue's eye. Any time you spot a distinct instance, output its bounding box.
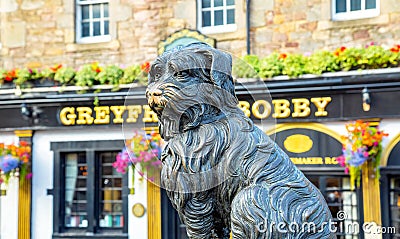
[154,66,163,79]
[177,70,189,78]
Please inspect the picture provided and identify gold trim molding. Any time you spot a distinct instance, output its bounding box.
[265,123,344,143]
[381,133,400,167]
[14,130,33,137]
[158,29,216,55]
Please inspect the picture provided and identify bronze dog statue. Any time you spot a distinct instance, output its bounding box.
[146,43,335,239]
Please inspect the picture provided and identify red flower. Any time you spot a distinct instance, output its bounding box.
[91,62,102,73]
[4,69,17,82]
[278,53,287,60]
[390,44,400,53]
[141,62,150,73]
[50,64,62,72]
[334,46,347,56]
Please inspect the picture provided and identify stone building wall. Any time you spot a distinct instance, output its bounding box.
[0,0,400,69]
[250,0,400,56]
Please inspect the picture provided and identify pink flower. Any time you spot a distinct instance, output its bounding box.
[363,151,369,158]
[151,160,162,166]
[26,172,32,179]
[345,167,349,174]
[336,155,346,167]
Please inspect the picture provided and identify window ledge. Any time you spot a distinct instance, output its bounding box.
[332,10,380,21]
[66,40,120,52]
[198,24,237,35]
[52,233,128,239]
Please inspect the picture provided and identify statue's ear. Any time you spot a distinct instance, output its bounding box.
[196,47,234,89]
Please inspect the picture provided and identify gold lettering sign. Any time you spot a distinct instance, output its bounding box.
[271,99,291,118]
[290,157,339,165]
[58,96,333,126]
[251,100,272,119]
[60,107,76,125]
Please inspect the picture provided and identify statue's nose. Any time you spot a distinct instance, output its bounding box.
[146,89,162,98]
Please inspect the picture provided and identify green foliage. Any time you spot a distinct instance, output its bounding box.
[304,51,340,74]
[96,65,124,91]
[233,55,261,78]
[258,53,285,78]
[233,44,400,79]
[121,65,148,85]
[54,67,76,85]
[282,54,307,77]
[75,64,99,88]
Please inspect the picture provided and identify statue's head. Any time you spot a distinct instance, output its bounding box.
[146,43,238,139]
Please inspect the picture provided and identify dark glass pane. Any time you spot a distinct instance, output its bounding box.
[93,4,101,18]
[214,10,223,26]
[366,0,376,9]
[202,11,211,27]
[214,0,223,7]
[104,20,109,35]
[104,3,109,17]
[102,165,113,175]
[351,0,361,11]
[305,176,359,237]
[227,9,235,24]
[336,0,346,13]
[202,0,211,8]
[82,5,90,20]
[227,0,235,6]
[81,22,90,36]
[93,21,101,36]
[64,153,88,228]
[99,152,124,229]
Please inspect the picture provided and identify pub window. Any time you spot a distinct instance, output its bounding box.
[197,0,236,34]
[307,175,362,238]
[51,141,128,238]
[389,176,400,238]
[76,0,111,43]
[332,0,380,21]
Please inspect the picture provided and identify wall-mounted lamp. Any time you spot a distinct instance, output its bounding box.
[21,103,42,124]
[362,87,371,112]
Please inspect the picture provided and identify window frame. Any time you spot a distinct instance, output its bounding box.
[75,0,111,44]
[331,0,380,21]
[197,0,237,34]
[381,167,400,238]
[51,140,128,239]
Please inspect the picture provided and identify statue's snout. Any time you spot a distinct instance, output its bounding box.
[146,88,164,109]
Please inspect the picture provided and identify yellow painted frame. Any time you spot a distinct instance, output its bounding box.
[265,122,344,143]
[381,133,400,167]
[157,29,216,55]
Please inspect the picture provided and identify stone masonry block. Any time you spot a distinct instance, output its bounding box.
[57,14,74,28]
[251,0,273,11]
[2,21,26,48]
[353,29,370,40]
[251,10,266,27]
[113,4,133,22]
[174,0,196,27]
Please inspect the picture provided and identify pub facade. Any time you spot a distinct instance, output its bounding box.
[1,0,400,239]
[1,68,400,238]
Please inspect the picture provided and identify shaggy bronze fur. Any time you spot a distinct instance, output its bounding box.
[146,43,335,239]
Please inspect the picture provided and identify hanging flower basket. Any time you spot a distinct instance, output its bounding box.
[0,141,32,186]
[336,120,388,189]
[113,131,163,194]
